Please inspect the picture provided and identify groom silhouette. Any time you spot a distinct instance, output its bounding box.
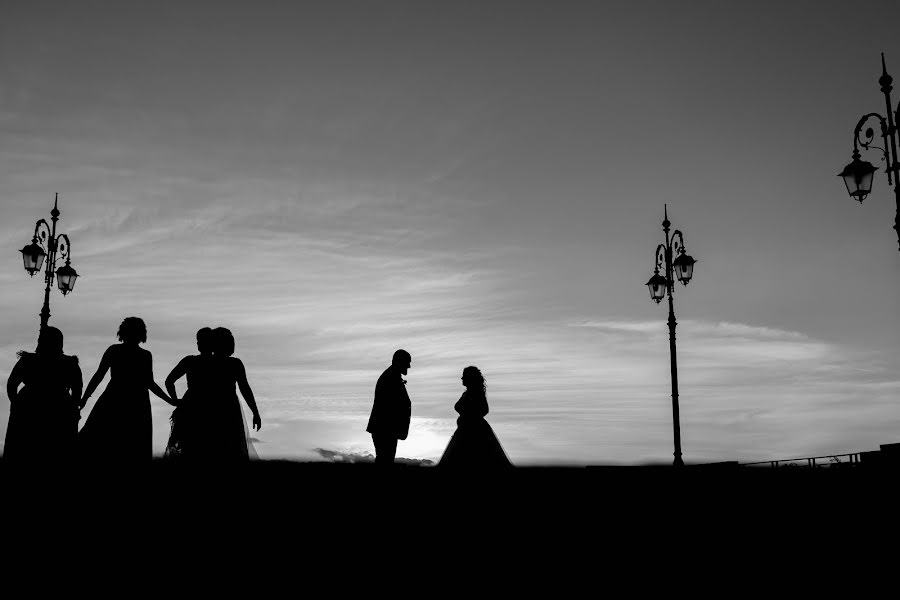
[366,349,412,465]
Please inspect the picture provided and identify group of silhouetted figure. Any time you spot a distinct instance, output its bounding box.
[4,320,511,469]
[4,317,261,467]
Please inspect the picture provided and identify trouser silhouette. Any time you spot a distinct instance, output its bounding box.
[372,434,397,464]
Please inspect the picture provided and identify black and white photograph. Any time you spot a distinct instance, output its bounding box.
[1,0,897,581]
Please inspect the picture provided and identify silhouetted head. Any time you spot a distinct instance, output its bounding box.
[392,349,411,376]
[36,326,65,356]
[117,317,147,345]
[213,327,235,357]
[462,366,486,396]
[196,327,214,355]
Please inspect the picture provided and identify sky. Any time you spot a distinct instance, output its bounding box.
[1,0,899,465]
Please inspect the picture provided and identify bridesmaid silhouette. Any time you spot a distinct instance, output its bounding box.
[200,327,261,462]
[79,317,174,463]
[4,326,82,464]
[438,366,512,469]
[164,327,215,459]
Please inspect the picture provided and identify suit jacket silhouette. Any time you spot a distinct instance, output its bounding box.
[366,367,411,440]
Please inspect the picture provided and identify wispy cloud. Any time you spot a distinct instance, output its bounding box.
[573,319,809,340]
[4,180,899,465]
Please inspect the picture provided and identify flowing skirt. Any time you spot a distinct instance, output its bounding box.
[438,418,512,468]
[4,388,79,463]
[79,384,152,463]
[171,391,251,463]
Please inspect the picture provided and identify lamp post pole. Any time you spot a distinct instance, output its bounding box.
[38,196,62,332]
[663,213,683,467]
[19,194,79,335]
[646,205,696,467]
[839,53,900,252]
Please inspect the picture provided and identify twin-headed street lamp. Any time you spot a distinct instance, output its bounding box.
[646,205,696,466]
[839,53,900,251]
[19,194,79,333]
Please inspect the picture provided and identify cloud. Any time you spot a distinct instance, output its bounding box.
[3,130,898,468]
[314,448,435,466]
[315,448,374,463]
[573,320,665,334]
[573,319,808,340]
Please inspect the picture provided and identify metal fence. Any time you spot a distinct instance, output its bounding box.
[741,452,862,469]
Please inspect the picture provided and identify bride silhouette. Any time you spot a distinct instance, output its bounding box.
[438,366,512,469]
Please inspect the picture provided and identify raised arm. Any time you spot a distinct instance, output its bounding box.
[82,346,114,406]
[147,352,176,406]
[234,359,261,431]
[165,357,190,405]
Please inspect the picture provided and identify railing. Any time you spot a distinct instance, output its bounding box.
[741,443,900,468]
[741,452,862,469]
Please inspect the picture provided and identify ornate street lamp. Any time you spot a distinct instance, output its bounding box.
[840,53,900,250]
[839,149,878,203]
[646,271,668,303]
[672,252,696,284]
[55,255,79,295]
[646,205,696,467]
[20,194,80,332]
[20,240,47,276]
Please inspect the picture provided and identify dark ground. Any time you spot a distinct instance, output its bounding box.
[1,460,896,591]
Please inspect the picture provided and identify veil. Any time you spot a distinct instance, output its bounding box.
[240,403,259,460]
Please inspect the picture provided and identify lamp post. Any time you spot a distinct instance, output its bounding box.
[645,205,696,467]
[839,53,900,252]
[19,194,79,334]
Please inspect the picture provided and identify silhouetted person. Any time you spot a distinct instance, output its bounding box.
[191,327,261,462]
[366,349,412,465]
[164,327,215,458]
[438,366,511,469]
[79,317,174,464]
[4,326,82,465]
